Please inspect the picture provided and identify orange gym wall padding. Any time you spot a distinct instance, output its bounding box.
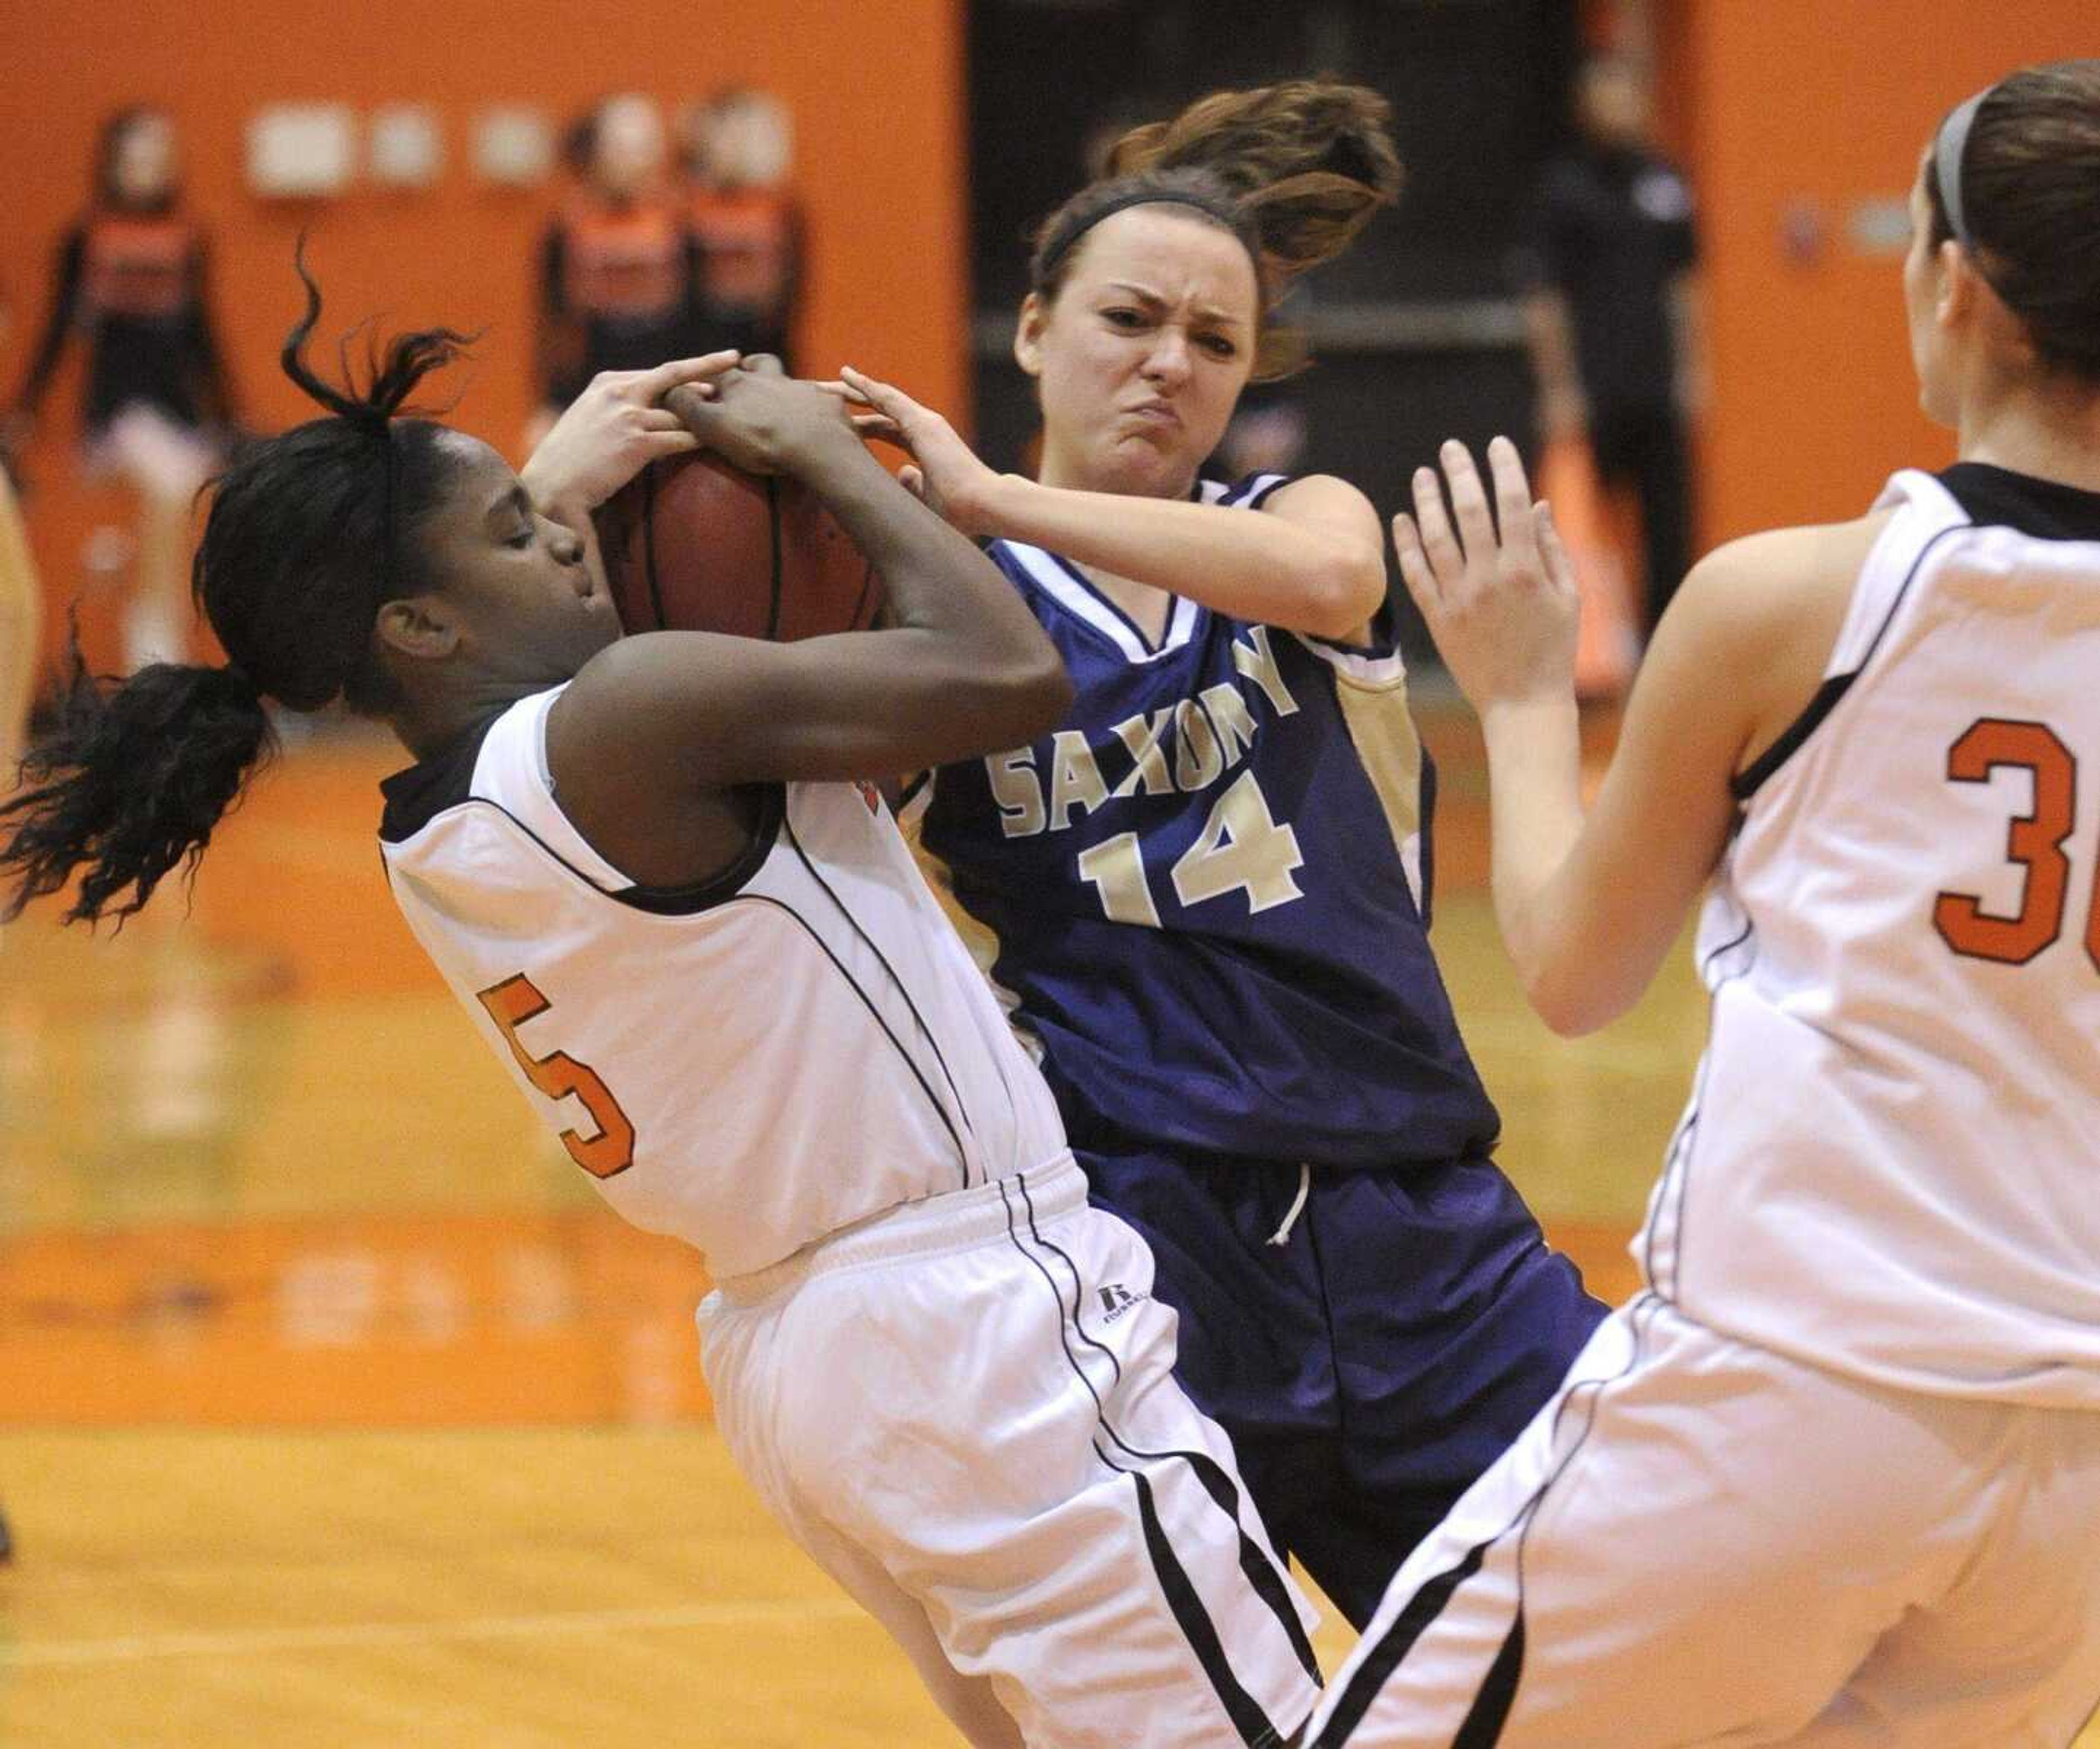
[1670,0,2093,548]
[0,0,968,675]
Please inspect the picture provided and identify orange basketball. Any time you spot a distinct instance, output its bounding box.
[594,451,883,641]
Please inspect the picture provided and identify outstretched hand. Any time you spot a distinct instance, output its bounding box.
[1392,436,1581,714]
[824,365,1002,537]
[522,352,740,514]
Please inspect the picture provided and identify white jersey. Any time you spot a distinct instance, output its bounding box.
[1643,465,2100,1407]
[378,687,1070,1280]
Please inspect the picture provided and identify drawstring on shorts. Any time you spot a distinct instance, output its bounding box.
[1266,1162,1312,1247]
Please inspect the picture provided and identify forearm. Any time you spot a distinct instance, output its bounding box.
[1524,291,1587,430]
[1478,696,1587,1006]
[803,440,1058,668]
[980,475,1375,636]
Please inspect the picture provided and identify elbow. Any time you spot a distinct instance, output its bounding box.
[1299,551,1388,643]
[1522,959,1634,1039]
[975,653,1073,745]
[1017,656,1076,734]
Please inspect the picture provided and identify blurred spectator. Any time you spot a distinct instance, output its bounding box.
[531,93,697,448]
[681,89,802,367]
[7,109,235,671]
[1514,53,1704,634]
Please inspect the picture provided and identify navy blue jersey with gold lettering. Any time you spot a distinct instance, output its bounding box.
[914,473,1498,1169]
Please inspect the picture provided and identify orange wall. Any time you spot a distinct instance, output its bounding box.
[1677,0,2095,545]
[0,0,966,669]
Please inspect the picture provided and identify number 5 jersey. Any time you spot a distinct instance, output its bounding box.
[377,685,1070,1280]
[912,473,1500,1171]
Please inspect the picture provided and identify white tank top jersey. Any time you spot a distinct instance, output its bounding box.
[1643,464,2100,1407]
[377,687,1071,1280]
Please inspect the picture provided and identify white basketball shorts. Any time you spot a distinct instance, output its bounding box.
[698,1157,1323,1749]
[1309,1292,2100,1748]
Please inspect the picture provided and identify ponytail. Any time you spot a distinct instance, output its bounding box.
[1,646,271,925]
[1,242,476,926]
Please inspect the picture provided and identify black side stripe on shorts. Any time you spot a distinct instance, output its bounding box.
[1313,1296,1665,1747]
[1131,1468,1295,1749]
[998,1177,1291,1748]
[1016,1175,1322,1686]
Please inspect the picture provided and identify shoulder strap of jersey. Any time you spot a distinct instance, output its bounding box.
[1732,472,1972,802]
[471,686,633,890]
[1833,469,1974,675]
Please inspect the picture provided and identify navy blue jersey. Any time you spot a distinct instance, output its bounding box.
[915,473,1498,1169]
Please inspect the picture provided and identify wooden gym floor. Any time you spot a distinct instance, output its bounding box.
[0,701,2078,1745]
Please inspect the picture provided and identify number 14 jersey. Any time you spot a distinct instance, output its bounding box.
[914,473,1498,1170]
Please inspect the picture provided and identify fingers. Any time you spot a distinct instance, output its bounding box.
[1391,511,1443,617]
[739,353,786,377]
[815,378,872,406]
[636,351,740,400]
[1486,436,1537,565]
[899,465,927,501]
[1533,500,1579,598]
[1440,439,1497,561]
[839,365,914,418]
[1410,464,1465,585]
[662,382,718,436]
[849,413,908,447]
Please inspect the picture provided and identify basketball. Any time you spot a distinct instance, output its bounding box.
[594,451,884,642]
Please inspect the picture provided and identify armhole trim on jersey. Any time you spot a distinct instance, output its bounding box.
[424,786,784,917]
[1729,521,1966,805]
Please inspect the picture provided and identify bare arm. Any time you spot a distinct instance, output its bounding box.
[1523,289,1589,442]
[1396,439,1872,1034]
[546,362,1070,829]
[835,367,1386,642]
[1668,275,1707,424]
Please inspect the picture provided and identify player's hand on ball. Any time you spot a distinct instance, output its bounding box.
[522,353,738,514]
[664,357,860,479]
[1393,436,1580,713]
[828,366,1002,537]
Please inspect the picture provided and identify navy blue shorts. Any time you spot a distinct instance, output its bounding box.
[1077,1144,1607,1630]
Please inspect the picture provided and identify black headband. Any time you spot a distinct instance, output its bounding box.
[1038,190,1246,282]
[1933,85,1991,249]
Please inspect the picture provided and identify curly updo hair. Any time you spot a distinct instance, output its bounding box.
[1029,79,1404,380]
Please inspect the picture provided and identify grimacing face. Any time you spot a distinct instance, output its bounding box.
[1017,205,1260,500]
[403,432,620,686]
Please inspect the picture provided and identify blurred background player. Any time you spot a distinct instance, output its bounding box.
[1513,51,1703,642]
[845,79,1605,1630]
[1317,57,2100,1747]
[529,93,697,451]
[5,108,236,672]
[681,88,802,369]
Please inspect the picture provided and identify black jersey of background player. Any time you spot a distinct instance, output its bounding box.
[12,211,233,434]
[1512,143,1698,415]
[538,196,701,409]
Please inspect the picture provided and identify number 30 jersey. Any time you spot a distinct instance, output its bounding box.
[914,474,1498,1170]
[1652,464,2100,1407]
[378,686,1070,1280]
